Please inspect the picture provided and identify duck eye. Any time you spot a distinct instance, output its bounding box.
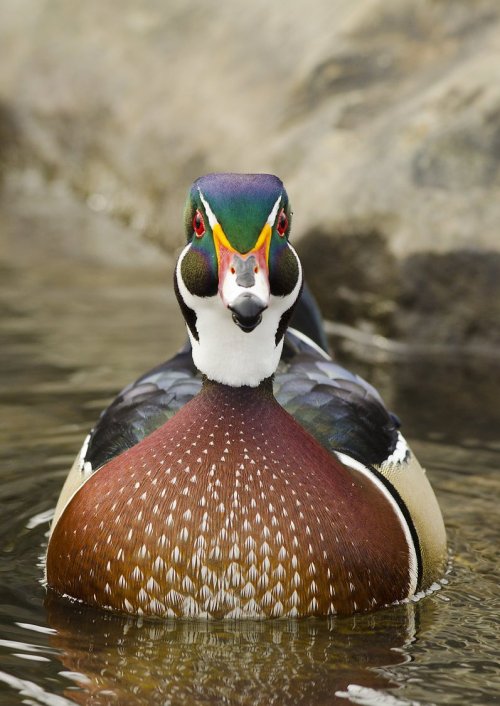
[277,209,288,237]
[193,210,205,238]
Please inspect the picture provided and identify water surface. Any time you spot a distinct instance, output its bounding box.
[0,259,499,705]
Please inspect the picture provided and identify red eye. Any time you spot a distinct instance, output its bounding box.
[277,209,288,237]
[193,210,205,237]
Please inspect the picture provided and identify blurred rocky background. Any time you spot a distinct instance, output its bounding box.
[1,0,499,350]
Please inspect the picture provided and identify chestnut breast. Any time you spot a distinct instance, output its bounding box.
[47,383,414,617]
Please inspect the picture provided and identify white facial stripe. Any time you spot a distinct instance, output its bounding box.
[266,193,283,226]
[287,243,303,297]
[198,189,218,229]
[199,188,282,232]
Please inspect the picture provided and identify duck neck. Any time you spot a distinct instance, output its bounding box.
[201,375,275,403]
[185,296,286,387]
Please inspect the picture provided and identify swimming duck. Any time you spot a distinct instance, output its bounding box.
[46,173,446,618]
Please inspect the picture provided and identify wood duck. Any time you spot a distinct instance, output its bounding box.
[46,173,447,619]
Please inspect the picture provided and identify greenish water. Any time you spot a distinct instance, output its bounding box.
[0,260,499,705]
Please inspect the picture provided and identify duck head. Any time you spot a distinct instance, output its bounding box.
[174,173,302,387]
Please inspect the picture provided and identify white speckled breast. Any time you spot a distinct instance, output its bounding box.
[47,382,415,618]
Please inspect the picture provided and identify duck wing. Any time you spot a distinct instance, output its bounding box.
[85,343,201,470]
[276,329,400,466]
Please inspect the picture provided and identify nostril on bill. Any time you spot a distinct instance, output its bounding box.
[233,255,257,288]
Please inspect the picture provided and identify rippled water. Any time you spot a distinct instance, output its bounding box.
[1,259,499,705]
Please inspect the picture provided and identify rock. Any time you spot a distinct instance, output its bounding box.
[296,228,399,338]
[0,0,499,345]
[397,250,500,347]
[0,171,164,269]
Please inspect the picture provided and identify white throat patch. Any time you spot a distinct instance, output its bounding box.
[176,243,302,387]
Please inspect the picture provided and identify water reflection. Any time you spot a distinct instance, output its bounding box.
[45,596,424,705]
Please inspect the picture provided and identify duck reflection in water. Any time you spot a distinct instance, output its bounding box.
[44,593,437,706]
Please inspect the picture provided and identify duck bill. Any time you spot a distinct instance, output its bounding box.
[213,223,271,333]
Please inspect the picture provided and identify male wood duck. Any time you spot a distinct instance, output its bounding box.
[46,173,447,619]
